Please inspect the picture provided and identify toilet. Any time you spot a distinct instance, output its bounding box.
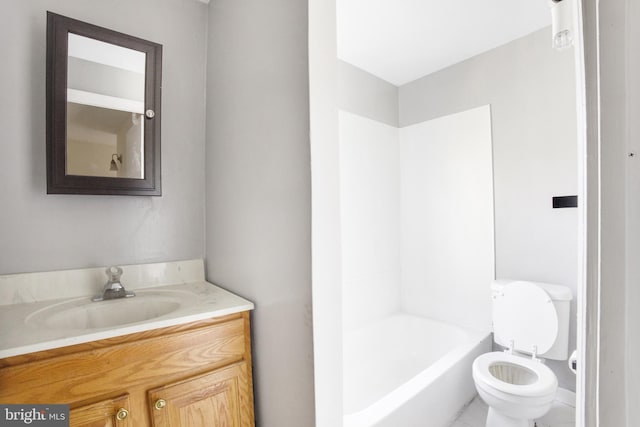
[472,280,572,427]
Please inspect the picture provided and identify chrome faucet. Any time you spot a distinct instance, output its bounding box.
[92,266,136,301]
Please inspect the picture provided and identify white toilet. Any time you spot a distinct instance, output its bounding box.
[472,280,572,427]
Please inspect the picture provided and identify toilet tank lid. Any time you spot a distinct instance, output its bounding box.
[492,280,573,301]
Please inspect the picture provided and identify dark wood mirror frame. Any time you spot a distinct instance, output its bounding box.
[46,12,162,196]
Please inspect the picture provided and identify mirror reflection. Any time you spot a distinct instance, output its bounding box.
[66,34,146,179]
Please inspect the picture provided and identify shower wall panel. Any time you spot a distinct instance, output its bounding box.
[339,111,401,330]
[399,105,494,332]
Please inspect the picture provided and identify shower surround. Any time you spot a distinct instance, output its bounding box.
[340,106,495,426]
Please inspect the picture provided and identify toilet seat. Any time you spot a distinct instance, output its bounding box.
[472,352,557,398]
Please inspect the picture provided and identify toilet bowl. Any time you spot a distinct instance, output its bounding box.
[472,280,572,427]
[473,352,557,427]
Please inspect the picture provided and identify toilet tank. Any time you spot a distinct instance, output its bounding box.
[491,280,572,360]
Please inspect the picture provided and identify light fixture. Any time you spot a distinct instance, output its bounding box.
[110,154,122,171]
[548,0,574,50]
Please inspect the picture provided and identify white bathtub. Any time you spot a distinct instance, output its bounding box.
[343,313,491,427]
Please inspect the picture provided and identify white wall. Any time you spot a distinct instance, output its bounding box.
[339,61,399,127]
[309,0,343,425]
[400,106,494,332]
[399,28,579,390]
[339,111,400,330]
[205,1,315,426]
[0,0,207,274]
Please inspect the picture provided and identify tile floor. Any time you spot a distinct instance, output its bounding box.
[449,395,575,427]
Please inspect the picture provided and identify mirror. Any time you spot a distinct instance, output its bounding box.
[46,12,162,195]
[66,34,146,179]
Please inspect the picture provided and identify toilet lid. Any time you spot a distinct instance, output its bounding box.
[493,281,558,355]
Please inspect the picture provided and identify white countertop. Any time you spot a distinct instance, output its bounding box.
[0,260,254,359]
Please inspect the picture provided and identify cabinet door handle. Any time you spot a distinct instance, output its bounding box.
[116,408,129,421]
[154,399,167,410]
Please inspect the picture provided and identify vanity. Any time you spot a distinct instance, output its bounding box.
[0,260,255,426]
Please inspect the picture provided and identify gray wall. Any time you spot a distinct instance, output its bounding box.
[596,0,629,424]
[1,1,314,424]
[399,27,579,391]
[626,0,640,418]
[0,0,207,274]
[205,1,315,427]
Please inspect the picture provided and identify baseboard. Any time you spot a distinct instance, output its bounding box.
[555,387,576,407]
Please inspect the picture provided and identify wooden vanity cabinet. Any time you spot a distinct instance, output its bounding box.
[0,311,255,427]
[148,361,251,426]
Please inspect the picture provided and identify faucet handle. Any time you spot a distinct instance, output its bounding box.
[106,266,123,282]
[92,266,133,301]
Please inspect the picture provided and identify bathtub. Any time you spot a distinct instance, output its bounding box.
[343,313,492,427]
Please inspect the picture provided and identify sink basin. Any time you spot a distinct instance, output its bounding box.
[26,289,199,330]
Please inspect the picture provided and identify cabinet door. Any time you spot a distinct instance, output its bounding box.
[70,394,132,427]
[148,361,253,427]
